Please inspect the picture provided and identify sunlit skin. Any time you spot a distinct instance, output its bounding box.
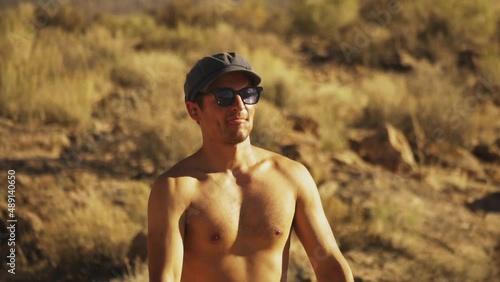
[147,72,354,282]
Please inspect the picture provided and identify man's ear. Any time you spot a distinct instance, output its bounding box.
[186,102,200,122]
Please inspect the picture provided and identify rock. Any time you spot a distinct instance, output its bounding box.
[281,140,332,185]
[280,124,331,185]
[331,149,372,170]
[467,192,500,213]
[423,142,486,179]
[351,123,416,173]
[127,231,148,266]
[286,114,320,137]
[472,139,500,163]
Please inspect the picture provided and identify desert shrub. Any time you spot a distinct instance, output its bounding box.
[110,65,148,88]
[95,13,157,38]
[135,23,212,52]
[154,0,276,31]
[246,48,308,108]
[476,51,500,104]
[38,194,138,280]
[325,0,499,67]
[356,72,410,129]
[111,261,149,282]
[0,4,37,59]
[38,4,87,32]
[119,51,188,117]
[81,25,124,69]
[388,0,499,60]
[405,63,472,146]
[100,182,151,228]
[153,0,220,28]
[310,81,367,150]
[367,198,422,236]
[133,119,201,172]
[331,21,394,66]
[222,0,270,30]
[252,99,293,151]
[351,65,475,147]
[115,51,202,170]
[0,7,127,124]
[318,183,351,229]
[0,26,110,124]
[288,0,360,41]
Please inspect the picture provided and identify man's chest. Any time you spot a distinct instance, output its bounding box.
[183,175,296,254]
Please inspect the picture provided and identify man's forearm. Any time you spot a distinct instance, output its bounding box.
[314,256,354,282]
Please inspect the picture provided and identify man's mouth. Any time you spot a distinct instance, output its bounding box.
[226,117,247,125]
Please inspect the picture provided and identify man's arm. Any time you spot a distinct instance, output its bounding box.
[292,163,354,282]
[147,176,188,282]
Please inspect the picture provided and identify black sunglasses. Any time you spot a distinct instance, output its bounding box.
[208,86,263,107]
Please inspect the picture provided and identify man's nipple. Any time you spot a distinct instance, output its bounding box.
[210,233,221,242]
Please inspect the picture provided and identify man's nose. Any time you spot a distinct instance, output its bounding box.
[231,94,246,111]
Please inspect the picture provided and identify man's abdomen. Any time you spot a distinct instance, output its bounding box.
[181,250,285,282]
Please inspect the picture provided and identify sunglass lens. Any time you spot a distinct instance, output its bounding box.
[214,89,234,106]
[241,87,260,104]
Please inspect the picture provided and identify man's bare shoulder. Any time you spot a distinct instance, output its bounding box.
[253,146,310,179]
[150,153,203,198]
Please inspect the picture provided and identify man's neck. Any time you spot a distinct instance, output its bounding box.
[199,138,257,173]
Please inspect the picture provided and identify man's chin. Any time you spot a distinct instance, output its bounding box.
[225,131,250,144]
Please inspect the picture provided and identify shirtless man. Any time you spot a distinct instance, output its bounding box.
[147,52,353,282]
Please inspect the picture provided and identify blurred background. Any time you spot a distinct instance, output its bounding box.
[0,0,499,281]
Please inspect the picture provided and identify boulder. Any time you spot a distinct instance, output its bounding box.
[472,139,500,163]
[351,123,416,173]
[423,142,486,179]
[280,133,333,185]
[286,114,320,137]
[467,192,500,213]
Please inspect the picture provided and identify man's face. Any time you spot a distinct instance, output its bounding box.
[190,72,257,145]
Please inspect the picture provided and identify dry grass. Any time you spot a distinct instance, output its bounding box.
[476,51,500,104]
[288,0,359,41]
[115,51,201,170]
[0,5,120,124]
[1,2,499,281]
[408,0,498,47]
[309,81,367,150]
[246,48,308,108]
[38,192,139,280]
[111,261,149,282]
[252,99,293,151]
[357,73,409,128]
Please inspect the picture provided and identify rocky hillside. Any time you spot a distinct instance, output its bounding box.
[1,1,500,281]
[0,112,499,281]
